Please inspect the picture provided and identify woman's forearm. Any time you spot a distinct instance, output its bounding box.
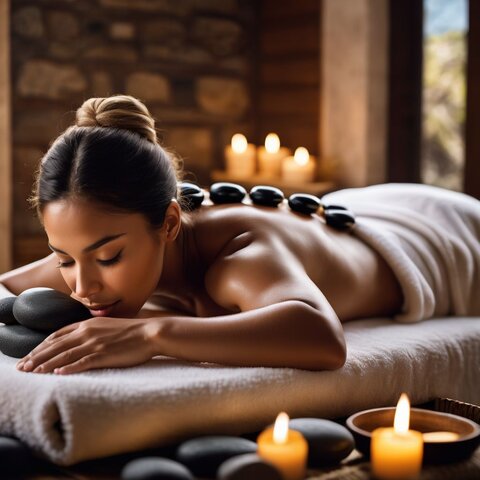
[151,300,346,371]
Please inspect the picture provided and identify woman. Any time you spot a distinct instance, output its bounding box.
[1,95,478,375]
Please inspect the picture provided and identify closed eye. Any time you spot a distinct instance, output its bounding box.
[97,250,123,266]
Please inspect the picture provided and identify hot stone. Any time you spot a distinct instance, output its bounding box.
[13,288,91,333]
[0,296,17,325]
[0,324,48,358]
[210,183,247,204]
[176,436,257,478]
[121,457,194,480]
[249,186,285,207]
[325,209,356,230]
[179,182,204,210]
[0,436,37,476]
[217,453,282,480]
[289,418,355,468]
[288,193,322,215]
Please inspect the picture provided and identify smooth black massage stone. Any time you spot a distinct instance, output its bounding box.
[179,182,204,210]
[0,324,48,358]
[249,185,285,207]
[176,436,257,478]
[121,457,194,480]
[325,209,356,230]
[0,436,37,476]
[0,296,17,325]
[324,204,348,211]
[13,287,91,333]
[217,453,282,480]
[288,193,322,215]
[209,183,247,204]
[289,418,354,468]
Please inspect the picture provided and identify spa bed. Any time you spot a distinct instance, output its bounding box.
[0,315,479,466]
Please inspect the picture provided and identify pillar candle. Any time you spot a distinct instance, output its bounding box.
[257,412,308,480]
[224,133,256,178]
[257,133,290,178]
[281,147,316,184]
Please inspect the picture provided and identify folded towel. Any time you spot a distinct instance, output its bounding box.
[1,316,479,465]
[323,184,480,322]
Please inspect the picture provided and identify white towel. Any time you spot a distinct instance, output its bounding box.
[323,184,480,322]
[1,316,479,465]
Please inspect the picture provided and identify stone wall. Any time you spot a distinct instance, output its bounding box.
[11,0,257,265]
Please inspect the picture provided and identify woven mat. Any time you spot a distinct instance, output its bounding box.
[306,446,480,480]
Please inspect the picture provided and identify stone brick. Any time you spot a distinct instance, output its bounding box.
[126,72,171,102]
[164,127,213,169]
[12,6,44,38]
[196,77,249,117]
[141,19,185,46]
[144,45,211,65]
[17,60,87,99]
[109,22,135,40]
[47,11,80,41]
[83,45,138,62]
[91,72,113,97]
[192,17,243,57]
[49,42,77,60]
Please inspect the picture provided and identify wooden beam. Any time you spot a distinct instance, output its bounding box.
[464,0,480,198]
[0,0,12,273]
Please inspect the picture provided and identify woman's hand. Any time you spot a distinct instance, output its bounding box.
[15,317,159,375]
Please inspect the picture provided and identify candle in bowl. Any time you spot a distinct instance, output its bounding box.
[281,147,316,184]
[371,394,423,480]
[257,412,308,480]
[224,134,256,179]
[257,133,290,178]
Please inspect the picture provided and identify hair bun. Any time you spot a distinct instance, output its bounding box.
[76,95,158,144]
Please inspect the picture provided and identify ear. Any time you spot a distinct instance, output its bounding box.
[161,200,182,242]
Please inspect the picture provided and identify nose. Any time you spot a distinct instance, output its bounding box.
[73,264,102,300]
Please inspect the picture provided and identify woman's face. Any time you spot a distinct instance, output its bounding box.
[42,199,166,318]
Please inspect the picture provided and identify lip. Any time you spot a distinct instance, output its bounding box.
[86,300,120,317]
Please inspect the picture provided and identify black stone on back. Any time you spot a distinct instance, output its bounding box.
[0,296,17,326]
[13,288,91,333]
[179,182,204,211]
[210,183,247,204]
[325,209,356,230]
[0,324,48,358]
[249,186,284,207]
[0,436,38,477]
[288,193,322,215]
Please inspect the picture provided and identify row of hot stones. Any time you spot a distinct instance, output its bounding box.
[180,182,356,231]
[0,418,355,479]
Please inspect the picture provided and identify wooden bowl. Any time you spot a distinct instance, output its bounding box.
[346,407,480,464]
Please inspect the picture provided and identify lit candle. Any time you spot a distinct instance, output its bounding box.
[371,394,423,480]
[224,133,256,179]
[257,412,308,480]
[257,133,291,178]
[281,147,316,184]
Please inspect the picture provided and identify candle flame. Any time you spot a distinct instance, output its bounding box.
[394,393,410,434]
[265,133,280,153]
[231,134,248,154]
[293,147,309,166]
[273,412,289,444]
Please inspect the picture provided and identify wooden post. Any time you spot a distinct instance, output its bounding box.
[0,0,12,273]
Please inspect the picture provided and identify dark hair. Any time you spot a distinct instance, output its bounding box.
[31,96,181,228]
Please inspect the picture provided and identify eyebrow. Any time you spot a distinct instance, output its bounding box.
[48,233,126,255]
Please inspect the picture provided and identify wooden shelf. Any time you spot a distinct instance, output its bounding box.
[211,170,336,197]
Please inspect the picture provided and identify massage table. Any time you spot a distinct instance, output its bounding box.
[1,315,479,466]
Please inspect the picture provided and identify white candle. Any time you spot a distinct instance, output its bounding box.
[257,133,290,178]
[281,147,316,184]
[224,134,256,178]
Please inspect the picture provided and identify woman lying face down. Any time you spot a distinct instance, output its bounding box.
[0,95,408,375]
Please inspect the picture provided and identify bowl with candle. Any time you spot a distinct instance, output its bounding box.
[347,396,480,465]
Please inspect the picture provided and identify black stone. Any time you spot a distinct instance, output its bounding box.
[288,193,322,215]
[289,418,355,468]
[325,209,356,230]
[0,296,17,326]
[121,457,194,480]
[217,453,282,480]
[324,204,348,211]
[13,288,91,333]
[0,436,37,476]
[0,324,48,358]
[176,436,257,478]
[210,183,247,204]
[249,186,285,207]
[179,182,204,210]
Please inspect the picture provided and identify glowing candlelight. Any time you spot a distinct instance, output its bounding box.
[224,133,256,178]
[281,147,316,184]
[257,133,290,178]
